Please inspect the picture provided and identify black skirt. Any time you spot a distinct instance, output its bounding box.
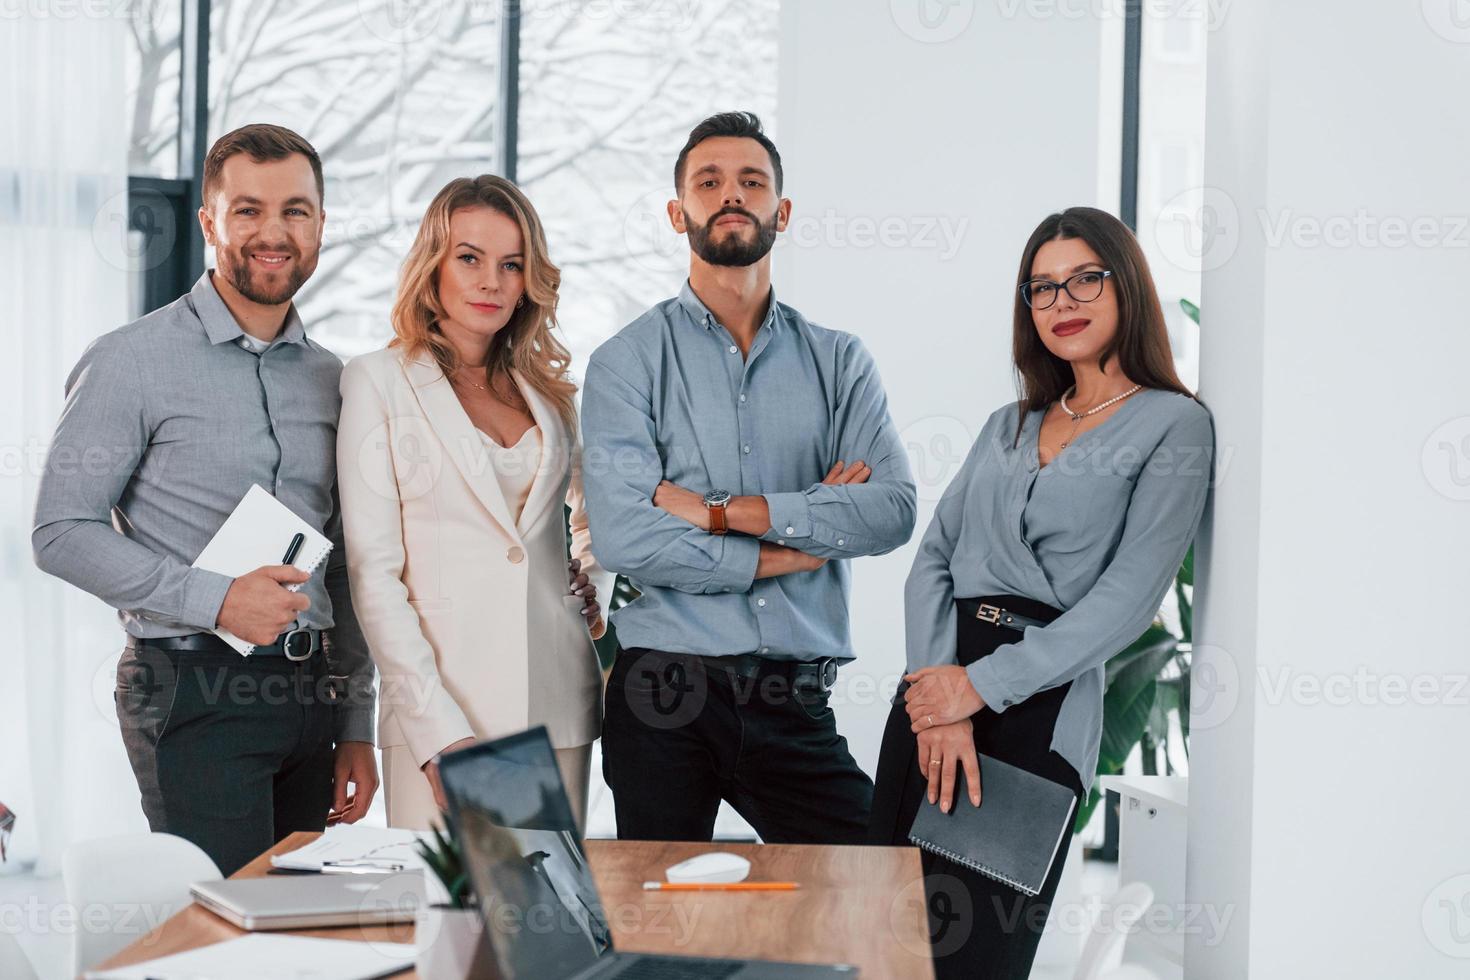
[868,593,1085,980]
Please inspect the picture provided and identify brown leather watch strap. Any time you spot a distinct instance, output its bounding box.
[707,500,728,535]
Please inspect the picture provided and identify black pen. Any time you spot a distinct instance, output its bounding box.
[282,532,305,566]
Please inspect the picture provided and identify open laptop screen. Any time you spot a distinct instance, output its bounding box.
[439,727,610,980]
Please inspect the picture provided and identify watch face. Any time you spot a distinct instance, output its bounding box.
[703,489,731,507]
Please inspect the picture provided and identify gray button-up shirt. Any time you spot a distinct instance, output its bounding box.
[904,388,1214,793]
[32,272,374,743]
[581,281,917,661]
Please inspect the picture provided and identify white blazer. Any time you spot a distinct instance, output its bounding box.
[336,346,611,768]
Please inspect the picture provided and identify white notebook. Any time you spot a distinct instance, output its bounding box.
[84,934,416,980]
[193,484,334,655]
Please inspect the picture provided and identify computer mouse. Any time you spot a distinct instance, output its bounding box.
[665,851,752,884]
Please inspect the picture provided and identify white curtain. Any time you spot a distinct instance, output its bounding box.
[1,11,148,876]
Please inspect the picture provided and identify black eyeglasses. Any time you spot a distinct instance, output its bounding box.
[1020,269,1113,310]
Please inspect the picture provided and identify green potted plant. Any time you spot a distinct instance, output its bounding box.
[1079,297,1204,834]
[414,823,493,979]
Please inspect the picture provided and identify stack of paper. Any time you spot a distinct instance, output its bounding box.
[85,934,417,979]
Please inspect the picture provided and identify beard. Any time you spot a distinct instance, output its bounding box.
[217,240,315,306]
[684,206,779,267]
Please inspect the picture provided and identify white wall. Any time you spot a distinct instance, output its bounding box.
[1189,3,1470,976]
[774,0,1116,773]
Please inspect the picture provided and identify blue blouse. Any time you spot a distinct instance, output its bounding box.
[903,387,1215,793]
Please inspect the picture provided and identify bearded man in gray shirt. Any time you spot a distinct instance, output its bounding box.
[32,124,377,876]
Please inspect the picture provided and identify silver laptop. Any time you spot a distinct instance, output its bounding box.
[191,870,428,930]
[438,727,858,980]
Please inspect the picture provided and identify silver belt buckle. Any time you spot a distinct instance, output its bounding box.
[282,627,315,662]
[975,603,1002,625]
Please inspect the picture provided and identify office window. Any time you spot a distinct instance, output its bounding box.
[1134,0,1206,393]
[207,0,503,357]
[516,0,782,370]
[125,0,183,179]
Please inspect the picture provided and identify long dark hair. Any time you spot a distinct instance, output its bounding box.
[1010,207,1196,446]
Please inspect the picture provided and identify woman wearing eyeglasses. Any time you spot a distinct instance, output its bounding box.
[868,207,1215,979]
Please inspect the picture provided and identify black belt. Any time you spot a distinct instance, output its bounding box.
[125,628,324,661]
[955,598,1052,633]
[696,652,840,692]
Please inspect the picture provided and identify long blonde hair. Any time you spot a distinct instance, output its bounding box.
[390,175,578,432]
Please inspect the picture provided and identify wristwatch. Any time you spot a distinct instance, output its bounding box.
[703,489,732,535]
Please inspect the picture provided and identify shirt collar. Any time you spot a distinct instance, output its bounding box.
[190,271,308,349]
[676,279,781,334]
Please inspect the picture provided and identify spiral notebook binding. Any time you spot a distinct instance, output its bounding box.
[908,834,1040,896]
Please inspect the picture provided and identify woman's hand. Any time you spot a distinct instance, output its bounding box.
[422,736,477,811]
[567,558,602,627]
[915,719,982,812]
[904,664,986,731]
[652,480,708,528]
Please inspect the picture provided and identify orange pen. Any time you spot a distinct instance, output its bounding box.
[642,881,800,892]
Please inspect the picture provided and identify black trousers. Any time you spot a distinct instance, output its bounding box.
[602,647,873,844]
[115,642,336,876]
[868,595,1085,980]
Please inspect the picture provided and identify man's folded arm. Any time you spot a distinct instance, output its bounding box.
[760,337,916,559]
[580,344,759,595]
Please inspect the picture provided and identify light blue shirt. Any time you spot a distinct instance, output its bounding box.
[904,388,1214,792]
[580,281,917,661]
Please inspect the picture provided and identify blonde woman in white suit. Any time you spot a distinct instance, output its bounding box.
[337,175,611,830]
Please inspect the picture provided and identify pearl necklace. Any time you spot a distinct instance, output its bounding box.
[1057,383,1142,449]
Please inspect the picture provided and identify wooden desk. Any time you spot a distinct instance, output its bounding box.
[94,833,936,978]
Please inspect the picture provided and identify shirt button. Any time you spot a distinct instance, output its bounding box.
[742,445,751,454]
[761,647,770,654]
[728,345,738,354]
[739,394,747,403]
[1003,699,1014,707]
[837,538,845,546]
[776,539,785,546]
[784,526,795,535]
[756,598,767,607]
[506,546,525,564]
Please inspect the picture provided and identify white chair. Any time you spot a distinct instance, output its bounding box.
[62,832,221,976]
[1072,881,1156,980]
[0,929,39,980]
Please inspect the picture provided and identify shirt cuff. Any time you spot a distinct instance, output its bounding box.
[333,700,376,745]
[761,491,812,543]
[967,655,1023,714]
[182,567,234,631]
[703,534,760,594]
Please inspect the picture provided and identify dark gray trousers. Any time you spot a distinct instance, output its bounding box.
[114,642,336,876]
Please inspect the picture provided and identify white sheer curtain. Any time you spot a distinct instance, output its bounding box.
[1,10,149,876]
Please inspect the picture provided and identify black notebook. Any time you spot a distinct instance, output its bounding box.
[908,753,1077,897]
